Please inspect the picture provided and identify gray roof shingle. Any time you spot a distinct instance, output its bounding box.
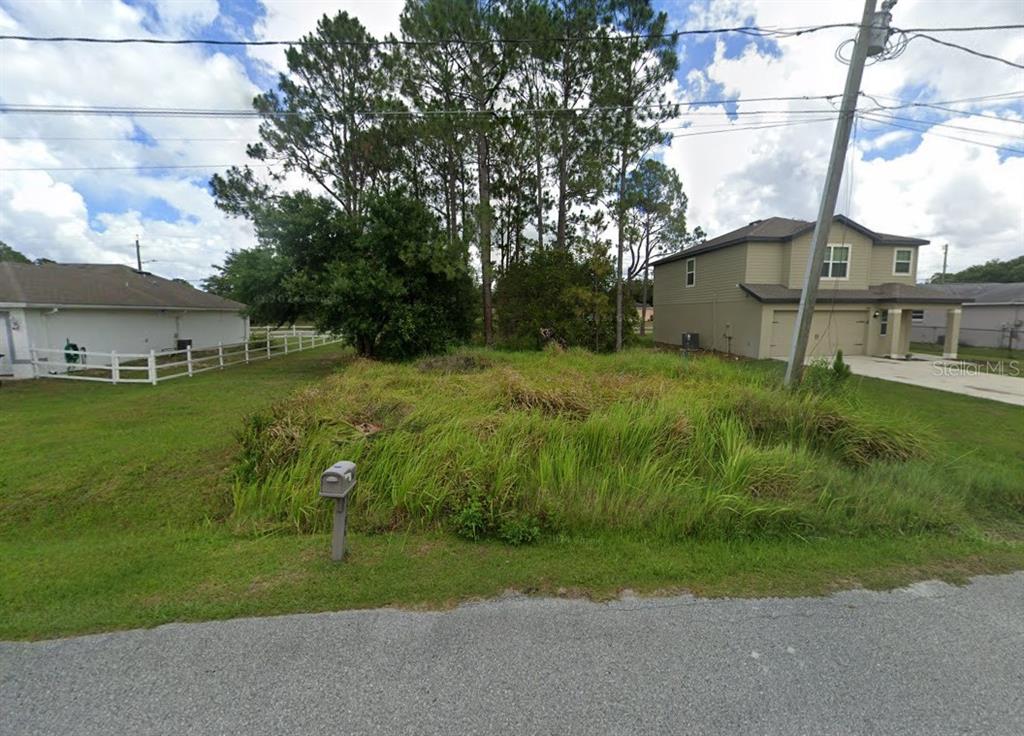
[653,214,929,266]
[738,282,971,305]
[916,282,1024,305]
[0,263,245,311]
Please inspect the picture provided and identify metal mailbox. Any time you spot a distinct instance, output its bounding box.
[320,461,356,561]
[320,461,356,499]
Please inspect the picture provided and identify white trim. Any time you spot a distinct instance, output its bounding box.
[685,257,696,287]
[821,243,851,281]
[0,302,242,312]
[892,248,913,276]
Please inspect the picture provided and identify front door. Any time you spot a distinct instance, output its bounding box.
[0,312,13,375]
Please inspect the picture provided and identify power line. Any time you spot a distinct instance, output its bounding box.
[0,94,845,119]
[0,24,860,47]
[1,23,1019,47]
[857,113,1024,154]
[902,32,1024,70]
[858,110,1024,142]
[0,162,273,172]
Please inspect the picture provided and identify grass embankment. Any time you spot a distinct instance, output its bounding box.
[2,345,1022,640]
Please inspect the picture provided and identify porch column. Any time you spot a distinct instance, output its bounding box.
[943,308,962,359]
[889,308,904,359]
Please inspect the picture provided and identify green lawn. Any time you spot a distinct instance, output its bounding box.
[2,344,1022,640]
[911,341,1023,378]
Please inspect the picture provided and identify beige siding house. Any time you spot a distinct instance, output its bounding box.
[653,215,967,360]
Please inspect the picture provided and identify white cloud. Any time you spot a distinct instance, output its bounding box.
[0,0,402,283]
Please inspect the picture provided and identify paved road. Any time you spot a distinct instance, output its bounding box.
[843,354,1023,406]
[3,573,1023,735]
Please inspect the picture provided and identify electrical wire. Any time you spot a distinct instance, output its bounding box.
[900,32,1024,70]
[0,94,844,119]
[1,23,1018,47]
[856,113,1024,154]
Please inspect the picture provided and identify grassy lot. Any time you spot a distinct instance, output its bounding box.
[911,341,1023,378]
[2,344,1022,640]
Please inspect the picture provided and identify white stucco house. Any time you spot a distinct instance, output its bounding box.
[0,262,248,380]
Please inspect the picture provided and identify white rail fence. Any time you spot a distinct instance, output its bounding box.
[30,327,342,385]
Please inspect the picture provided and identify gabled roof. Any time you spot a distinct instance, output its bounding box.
[0,263,245,311]
[738,282,970,305]
[917,282,1024,305]
[652,215,929,266]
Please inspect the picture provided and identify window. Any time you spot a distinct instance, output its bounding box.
[820,244,850,279]
[893,248,913,275]
[685,258,696,287]
[911,309,924,322]
[879,309,889,336]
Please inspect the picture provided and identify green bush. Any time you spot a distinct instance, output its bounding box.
[494,247,631,351]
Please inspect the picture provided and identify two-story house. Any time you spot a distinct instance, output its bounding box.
[652,215,967,361]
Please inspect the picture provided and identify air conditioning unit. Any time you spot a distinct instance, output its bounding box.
[681,333,700,350]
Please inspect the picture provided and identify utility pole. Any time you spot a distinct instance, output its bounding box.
[784,0,895,387]
[135,235,143,272]
[941,242,949,283]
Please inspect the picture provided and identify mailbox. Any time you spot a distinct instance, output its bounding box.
[320,461,356,499]
[320,461,356,562]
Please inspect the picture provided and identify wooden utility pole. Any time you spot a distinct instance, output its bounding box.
[784,0,894,386]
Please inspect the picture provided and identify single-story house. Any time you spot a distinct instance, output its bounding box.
[910,282,1023,350]
[0,262,247,379]
[635,303,654,324]
[652,215,968,360]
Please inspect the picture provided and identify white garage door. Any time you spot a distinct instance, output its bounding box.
[770,309,868,358]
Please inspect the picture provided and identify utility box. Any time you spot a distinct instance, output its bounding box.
[320,461,356,561]
[681,333,700,351]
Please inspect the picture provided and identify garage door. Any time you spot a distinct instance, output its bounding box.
[770,310,868,358]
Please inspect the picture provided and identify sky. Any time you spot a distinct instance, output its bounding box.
[0,0,1022,286]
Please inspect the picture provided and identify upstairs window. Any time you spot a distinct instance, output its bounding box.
[893,248,913,275]
[821,244,850,279]
[685,258,696,287]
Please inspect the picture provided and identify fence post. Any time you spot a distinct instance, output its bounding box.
[218,342,224,369]
[111,350,120,384]
[284,335,289,354]
[299,334,303,351]
[266,336,271,359]
[292,325,297,336]
[148,349,157,385]
[186,345,193,377]
[244,340,250,364]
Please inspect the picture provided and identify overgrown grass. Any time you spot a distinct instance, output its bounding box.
[228,348,1018,544]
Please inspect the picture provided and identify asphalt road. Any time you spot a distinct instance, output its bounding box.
[3,573,1023,736]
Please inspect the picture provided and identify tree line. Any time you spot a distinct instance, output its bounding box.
[208,0,702,358]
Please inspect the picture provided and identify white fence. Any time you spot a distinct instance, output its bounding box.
[29,327,342,385]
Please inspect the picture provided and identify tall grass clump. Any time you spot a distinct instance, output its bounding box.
[227,347,1019,542]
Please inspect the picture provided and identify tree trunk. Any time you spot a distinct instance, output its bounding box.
[615,160,626,352]
[535,118,545,251]
[477,133,494,346]
[640,265,649,337]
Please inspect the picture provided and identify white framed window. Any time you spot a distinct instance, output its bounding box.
[820,244,850,279]
[911,309,924,322]
[893,248,913,275]
[879,309,889,336]
[685,257,696,287]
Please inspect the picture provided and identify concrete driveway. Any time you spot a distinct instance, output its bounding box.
[844,354,1023,406]
[3,573,1024,736]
